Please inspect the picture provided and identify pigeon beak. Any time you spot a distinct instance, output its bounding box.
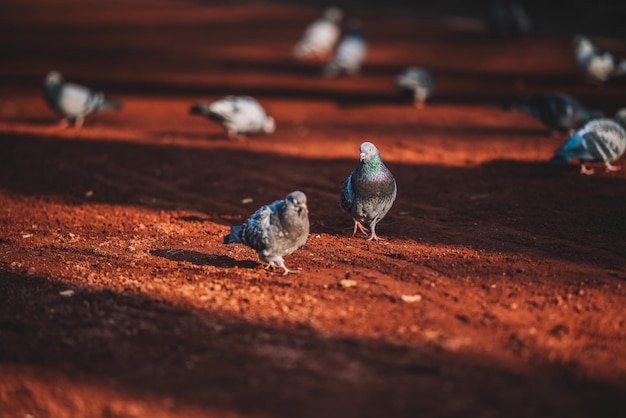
[359,152,366,161]
[299,203,308,214]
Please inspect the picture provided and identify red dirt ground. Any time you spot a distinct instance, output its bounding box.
[1,1,626,417]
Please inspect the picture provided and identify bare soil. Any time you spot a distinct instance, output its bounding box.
[1,1,626,417]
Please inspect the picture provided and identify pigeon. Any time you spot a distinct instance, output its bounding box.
[189,95,275,139]
[340,142,397,241]
[395,67,435,108]
[485,0,532,38]
[503,92,604,134]
[293,7,343,60]
[573,35,626,83]
[44,71,121,128]
[549,109,626,175]
[323,20,367,78]
[223,191,310,274]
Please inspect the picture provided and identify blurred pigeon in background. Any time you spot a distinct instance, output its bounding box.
[323,19,367,78]
[190,95,275,139]
[293,7,343,60]
[223,191,310,274]
[44,71,121,128]
[503,92,604,135]
[574,35,626,83]
[549,109,626,174]
[485,0,532,38]
[340,142,397,241]
[395,67,435,108]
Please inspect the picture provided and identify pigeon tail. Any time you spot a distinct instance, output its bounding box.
[549,154,569,165]
[223,225,242,244]
[189,103,209,115]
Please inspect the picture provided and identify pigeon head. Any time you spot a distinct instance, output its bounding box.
[573,35,592,54]
[323,7,342,23]
[286,191,308,214]
[45,71,63,86]
[359,141,380,163]
[264,116,276,134]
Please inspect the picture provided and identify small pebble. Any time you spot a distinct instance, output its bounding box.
[339,279,357,288]
[59,290,75,297]
[401,294,422,303]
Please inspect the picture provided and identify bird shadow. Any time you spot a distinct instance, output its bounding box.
[151,249,259,269]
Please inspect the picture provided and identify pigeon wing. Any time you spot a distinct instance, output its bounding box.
[340,172,355,213]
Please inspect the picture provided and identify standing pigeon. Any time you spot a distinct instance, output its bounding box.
[189,95,275,139]
[340,142,397,241]
[323,20,367,78]
[293,7,343,60]
[44,71,121,128]
[223,191,309,274]
[574,35,626,83]
[503,92,604,134]
[395,67,435,108]
[549,109,626,175]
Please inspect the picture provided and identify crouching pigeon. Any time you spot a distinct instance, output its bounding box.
[395,67,435,108]
[574,35,626,84]
[44,71,121,128]
[323,20,367,78]
[340,142,397,241]
[190,95,275,139]
[293,7,343,60]
[503,92,604,135]
[549,109,626,175]
[224,191,310,274]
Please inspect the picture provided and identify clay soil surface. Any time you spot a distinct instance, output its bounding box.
[1,1,626,417]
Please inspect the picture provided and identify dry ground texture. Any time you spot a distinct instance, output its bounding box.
[1,0,626,417]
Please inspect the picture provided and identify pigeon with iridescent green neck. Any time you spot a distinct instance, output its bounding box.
[340,142,397,241]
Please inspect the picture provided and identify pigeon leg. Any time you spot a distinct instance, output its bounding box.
[580,164,595,175]
[352,220,369,236]
[366,223,382,241]
[274,257,297,275]
[74,116,84,129]
[605,162,622,172]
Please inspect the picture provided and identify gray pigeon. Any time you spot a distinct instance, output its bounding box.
[503,92,604,134]
[395,67,435,108]
[323,20,367,78]
[293,7,343,60]
[549,109,626,175]
[190,95,275,139]
[223,191,309,274]
[340,142,397,241]
[574,35,626,83]
[44,71,121,128]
